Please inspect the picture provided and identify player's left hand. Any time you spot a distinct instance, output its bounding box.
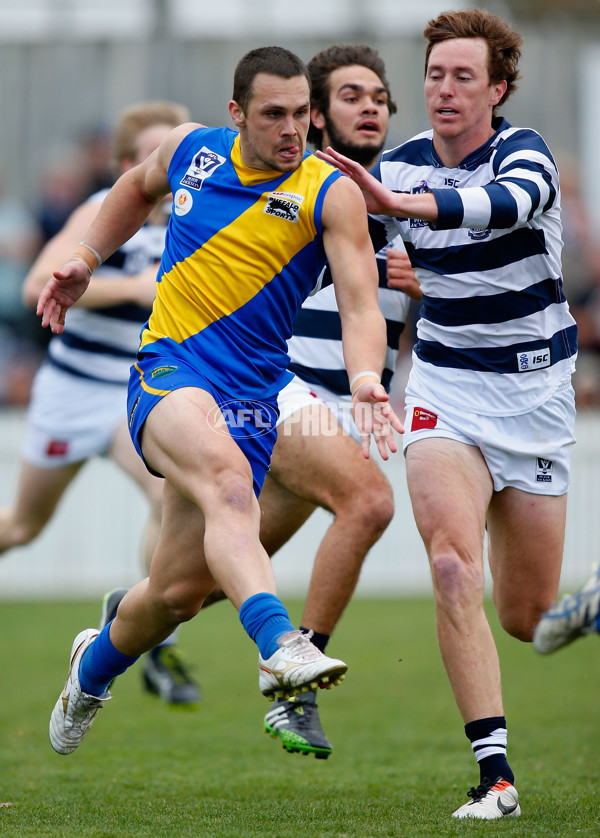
[351,382,404,460]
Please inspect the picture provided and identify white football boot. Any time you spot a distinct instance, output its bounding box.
[49,628,110,755]
[259,630,347,701]
[452,777,521,819]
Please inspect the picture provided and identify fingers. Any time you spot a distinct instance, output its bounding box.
[360,432,371,460]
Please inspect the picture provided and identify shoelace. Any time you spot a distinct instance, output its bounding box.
[466,778,495,802]
[282,630,321,660]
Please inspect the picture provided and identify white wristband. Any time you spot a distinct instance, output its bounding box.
[79,241,103,267]
[349,370,381,394]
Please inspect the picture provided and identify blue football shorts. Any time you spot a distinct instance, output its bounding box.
[127,354,279,497]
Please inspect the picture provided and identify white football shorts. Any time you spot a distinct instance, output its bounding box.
[403,376,575,495]
[21,363,128,467]
[276,375,360,442]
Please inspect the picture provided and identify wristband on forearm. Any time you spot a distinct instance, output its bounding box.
[350,369,381,396]
[69,241,103,275]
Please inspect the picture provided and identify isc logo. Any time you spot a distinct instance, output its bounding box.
[517,348,551,372]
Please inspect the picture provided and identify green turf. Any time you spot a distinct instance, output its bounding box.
[0,598,598,837]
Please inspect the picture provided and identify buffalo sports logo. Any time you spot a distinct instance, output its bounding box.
[264,191,304,223]
[180,147,226,190]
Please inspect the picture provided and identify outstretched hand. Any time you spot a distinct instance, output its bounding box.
[36,260,91,334]
[351,382,404,460]
[316,147,399,216]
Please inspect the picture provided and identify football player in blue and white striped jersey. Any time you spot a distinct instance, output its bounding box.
[320,9,577,820]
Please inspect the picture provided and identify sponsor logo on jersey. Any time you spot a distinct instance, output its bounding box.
[46,440,69,457]
[411,406,438,431]
[409,180,429,229]
[264,191,304,222]
[173,188,193,216]
[150,365,179,379]
[180,146,226,190]
[468,227,492,240]
[536,457,553,482]
[517,348,551,372]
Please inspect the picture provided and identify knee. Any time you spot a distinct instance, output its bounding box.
[496,598,547,643]
[431,551,484,607]
[0,518,41,550]
[338,479,394,537]
[213,468,255,516]
[155,582,206,624]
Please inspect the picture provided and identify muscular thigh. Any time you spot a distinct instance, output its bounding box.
[487,488,566,610]
[269,403,389,510]
[405,437,493,558]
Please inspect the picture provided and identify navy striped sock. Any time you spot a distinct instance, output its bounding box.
[464,716,514,785]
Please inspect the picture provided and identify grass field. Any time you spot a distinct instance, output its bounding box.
[0,597,598,837]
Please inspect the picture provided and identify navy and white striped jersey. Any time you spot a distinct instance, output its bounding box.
[371,117,577,416]
[47,190,165,385]
[287,238,411,396]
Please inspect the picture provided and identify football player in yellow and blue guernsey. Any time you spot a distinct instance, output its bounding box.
[38,45,403,757]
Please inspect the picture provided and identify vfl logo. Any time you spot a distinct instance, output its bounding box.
[468,227,492,240]
[264,191,304,223]
[180,146,226,190]
[410,180,429,229]
[536,457,553,483]
[517,348,551,372]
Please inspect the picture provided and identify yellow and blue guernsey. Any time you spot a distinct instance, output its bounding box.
[138,126,342,401]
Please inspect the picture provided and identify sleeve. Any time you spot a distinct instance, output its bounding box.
[430,129,559,232]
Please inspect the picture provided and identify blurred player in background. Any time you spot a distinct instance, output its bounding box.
[0,101,201,708]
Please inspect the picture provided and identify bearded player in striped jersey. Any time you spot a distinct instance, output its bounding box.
[320,9,577,820]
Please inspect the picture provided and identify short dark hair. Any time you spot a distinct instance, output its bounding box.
[424,9,522,111]
[307,44,397,147]
[232,46,310,113]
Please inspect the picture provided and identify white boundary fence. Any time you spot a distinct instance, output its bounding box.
[0,408,599,599]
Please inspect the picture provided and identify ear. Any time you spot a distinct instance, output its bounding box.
[229,100,245,129]
[490,79,507,107]
[311,106,326,131]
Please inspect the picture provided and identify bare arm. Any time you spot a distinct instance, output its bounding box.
[322,176,404,460]
[317,146,439,221]
[36,122,199,333]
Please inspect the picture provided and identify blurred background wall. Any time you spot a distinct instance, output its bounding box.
[1,0,600,598]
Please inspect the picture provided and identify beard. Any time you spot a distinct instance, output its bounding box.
[323,111,385,167]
